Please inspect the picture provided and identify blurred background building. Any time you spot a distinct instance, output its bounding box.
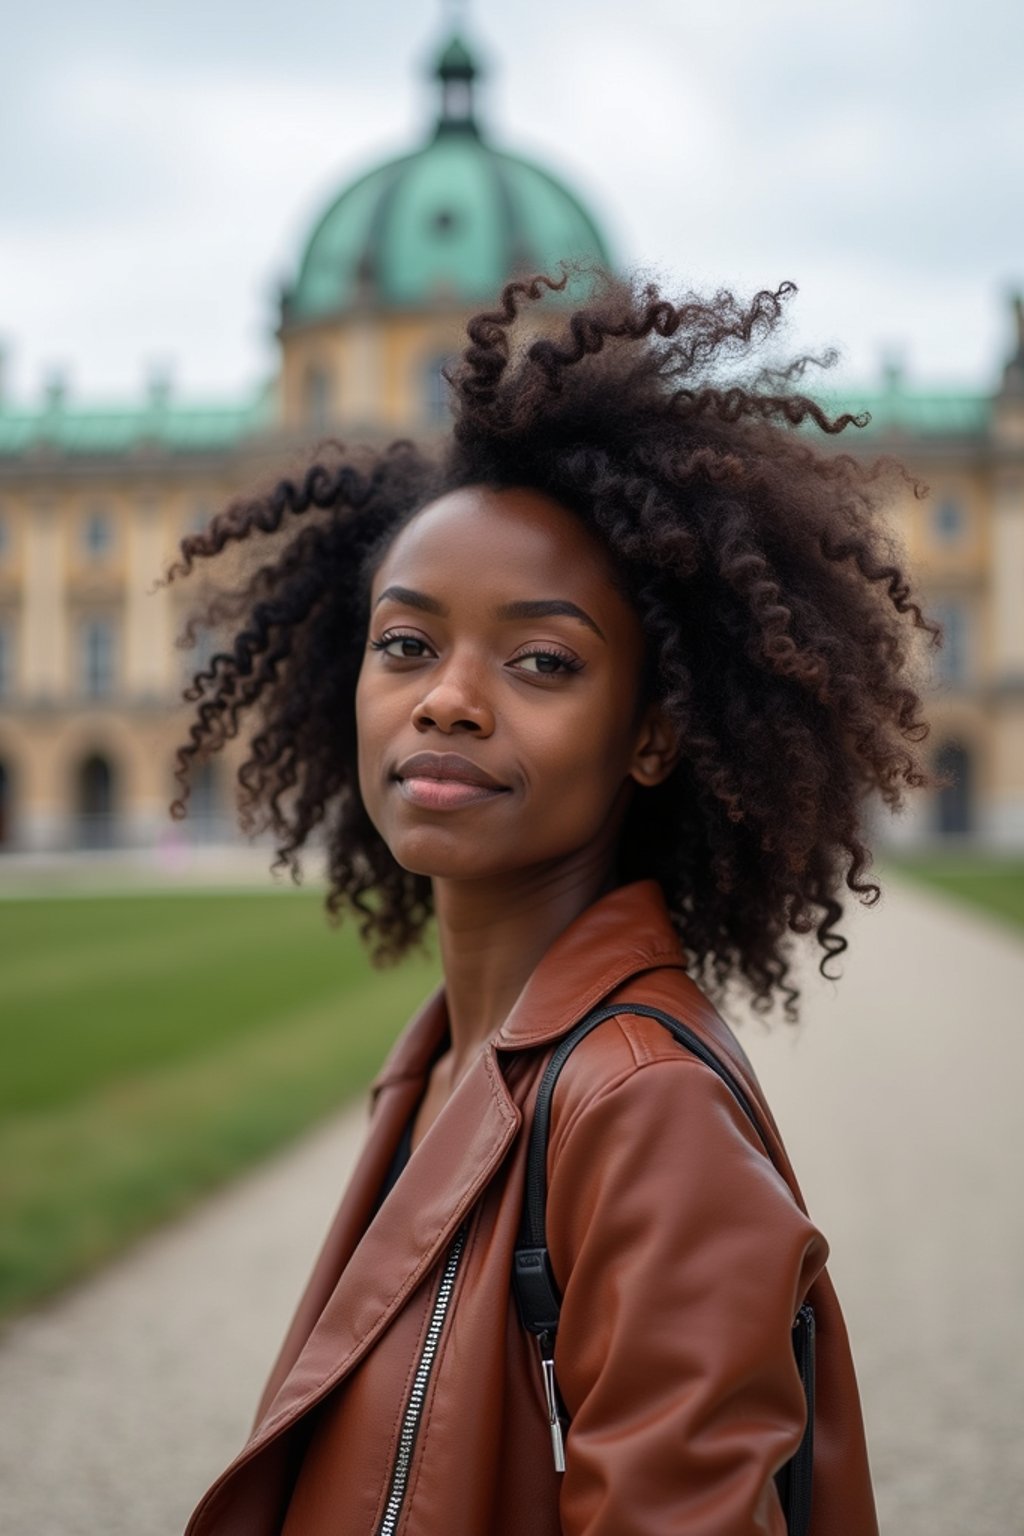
[0,28,1021,854]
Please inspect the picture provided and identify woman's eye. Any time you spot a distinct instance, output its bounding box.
[511,649,582,676]
[370,633,430,659]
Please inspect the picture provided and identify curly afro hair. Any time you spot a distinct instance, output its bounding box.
[166,268,941,1019]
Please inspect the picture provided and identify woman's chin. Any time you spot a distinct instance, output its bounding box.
[386,827,510,882]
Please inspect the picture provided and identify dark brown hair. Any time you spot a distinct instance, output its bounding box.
[167,269,940,1018]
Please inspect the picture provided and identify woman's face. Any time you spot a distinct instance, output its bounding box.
[355,485,677,885]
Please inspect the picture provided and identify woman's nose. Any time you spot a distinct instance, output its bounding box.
[411,660,494,735]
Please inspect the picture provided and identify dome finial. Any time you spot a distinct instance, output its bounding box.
[1000,288,1024,398]
[433,7,481,137]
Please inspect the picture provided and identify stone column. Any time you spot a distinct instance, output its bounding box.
[345,315,384,429]
[21,497,67,700]
[124,498,173,699]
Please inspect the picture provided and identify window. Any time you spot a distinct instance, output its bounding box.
[425,354,453,424]
[82,618,116,698]
[0,623,12,698]
[933,740,972,837]
[430,207,460,237]
[305,365,333,432]
[190,500,213,536]
[83,508,114,559]
[932,495,965,544]
[931,599,970,685]
[188,759,224,842]
[76,752,116,849]
[181,623,218,685]
[0,758,10,846]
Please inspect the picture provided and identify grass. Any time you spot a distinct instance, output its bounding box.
[0,888,438,1322]
[885,853,1024,935]
[5,856,1018,1324]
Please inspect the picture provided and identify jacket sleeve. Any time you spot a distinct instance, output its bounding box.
[545,1053,827,1536]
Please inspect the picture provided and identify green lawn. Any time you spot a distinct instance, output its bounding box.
[6,858,1018,1324]
[0,888,438,1321]
[885,854,1024,934]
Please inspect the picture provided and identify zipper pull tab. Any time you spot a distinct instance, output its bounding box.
[538,1332,566,1473]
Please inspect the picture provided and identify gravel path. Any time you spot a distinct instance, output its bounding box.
[1,874,1020,1535]
[0,1109,370,1536]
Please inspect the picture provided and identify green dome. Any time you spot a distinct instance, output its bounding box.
[284,34,611,323]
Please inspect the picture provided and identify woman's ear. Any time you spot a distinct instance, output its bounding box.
[628,703,681,789]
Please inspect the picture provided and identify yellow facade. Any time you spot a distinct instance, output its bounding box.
[864,379,1024,846]
[0,470,253,849]
[2,341,1023,852]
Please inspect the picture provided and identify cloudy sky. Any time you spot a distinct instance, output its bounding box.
[3,0,1021,406]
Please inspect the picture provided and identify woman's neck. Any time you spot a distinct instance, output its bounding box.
[432,854,618,1084]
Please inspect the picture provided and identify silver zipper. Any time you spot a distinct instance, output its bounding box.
[537,1332,566,1472]
[375,1222,469,1536]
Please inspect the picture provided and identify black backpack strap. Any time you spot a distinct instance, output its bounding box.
[511,1001,815,1536]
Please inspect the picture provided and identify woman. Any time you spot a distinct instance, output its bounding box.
[174,271,938,1535]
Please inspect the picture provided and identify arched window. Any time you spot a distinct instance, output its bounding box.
[188,758,225,843]
[305,365,333,432]
[425,354,454,424]
[76,752,117,849]
[933,740,972,837]
[0,759,11,848]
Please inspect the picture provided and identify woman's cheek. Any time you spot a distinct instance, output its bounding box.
[353,707,387,828]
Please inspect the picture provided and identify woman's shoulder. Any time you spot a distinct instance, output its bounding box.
[543,961,800,1198]
[547,959,753,1093]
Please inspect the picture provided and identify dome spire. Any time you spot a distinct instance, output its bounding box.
[1000,290,1024,397]
[432,11,482,138]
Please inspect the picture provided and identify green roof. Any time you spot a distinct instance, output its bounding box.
[284,29,610,322]
[0,383,993,462]
[0,390,273,459]
[819,387,990,436]
[288,138,610,320]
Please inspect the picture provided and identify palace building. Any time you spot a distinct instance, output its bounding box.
[0,32,1021,853]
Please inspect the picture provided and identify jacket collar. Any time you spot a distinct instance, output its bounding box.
[370,878,688,1094]
[495,878,689,1050]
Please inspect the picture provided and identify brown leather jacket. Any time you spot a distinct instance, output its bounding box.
[185,880,878,1535]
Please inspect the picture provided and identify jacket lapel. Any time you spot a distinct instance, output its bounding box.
[246,1009,520,1454]
[246,985,447,1425]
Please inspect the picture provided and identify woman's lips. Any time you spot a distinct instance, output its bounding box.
[397,777,509,810]
[392,751,510,810]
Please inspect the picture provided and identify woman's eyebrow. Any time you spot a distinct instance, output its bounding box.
[374,586,606,641]
[495,599,605,641]
[375,584,445,616]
